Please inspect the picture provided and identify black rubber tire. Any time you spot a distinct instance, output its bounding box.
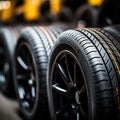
[93,28,120,117]
[97,0,120,27]
[103,25,120,41]
[86,28,120,117]
[48,22,74,35]
[39,0,51,23]
[43,6,74,24]
[74,4,98,27]
[56,6,74,23]
[40,0,50,16]
[14,25,68,120]
[47,28,119,120]
[92,27,120,77]
[63,0,87,12]
[92,27,120,64]
[0,27,17,98]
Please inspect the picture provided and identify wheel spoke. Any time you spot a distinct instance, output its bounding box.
[17,56,30,70]
[28,79,36,98]
[77,113,80,120]
[56,62,71,87]
[0,72,6,83]
[18,80,35,108]
[105,17,112,25]
[73,61,77,83]
[18,86,25,99]
[52,83,68,95]
[31,86,36,98]
[0,63,9,84]
[18,88,32,107]
[79,85,86,95]
[65,55,74,85]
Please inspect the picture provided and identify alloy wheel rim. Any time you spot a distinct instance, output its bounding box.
[51,50,88,120]
[16,42,36,112]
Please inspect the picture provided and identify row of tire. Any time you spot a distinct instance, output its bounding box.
[1,0,120,29]
[0,23,120,120]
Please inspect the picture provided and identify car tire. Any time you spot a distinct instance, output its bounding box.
[14,25,69,120]
[74,4,98,27]
[97,0,120,27]
[47,28,119,120]
[0,27,18,98]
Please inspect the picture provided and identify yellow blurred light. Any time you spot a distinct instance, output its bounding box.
[24,0,42,21]
[0,1,11,10]
[88,0,103,6]
[0,1,14,22]
[0,1,4,10]
[50,0,61,14]
[3,1,11,9]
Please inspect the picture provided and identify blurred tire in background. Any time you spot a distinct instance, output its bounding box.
[0,27,18,98]
[97,0,120,27]
[13,23,71,120]
[74,4,98,27]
